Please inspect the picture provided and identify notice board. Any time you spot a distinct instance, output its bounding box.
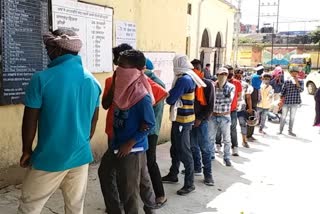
[51,0,113,73]
[0,0,49,105]
[144,52,175,90]
[115,21,136,49]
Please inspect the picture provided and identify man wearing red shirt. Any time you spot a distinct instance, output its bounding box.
[215,65,242,156]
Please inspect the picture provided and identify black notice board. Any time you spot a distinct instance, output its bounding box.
[0,0,49,105]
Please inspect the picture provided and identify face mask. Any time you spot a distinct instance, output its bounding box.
[228,73,234,80]
[263,80,270,85]
[217,75,227,88]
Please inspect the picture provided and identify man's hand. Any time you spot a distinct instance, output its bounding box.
[140,123,150,132]
[20,152,32,168]
[278,98,285,110]
[247,108,253,114]
[293,76,300,87]
[118,139,136,158]
[194,119,202,128]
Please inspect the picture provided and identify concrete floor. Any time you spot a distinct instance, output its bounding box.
[1,92,320,214]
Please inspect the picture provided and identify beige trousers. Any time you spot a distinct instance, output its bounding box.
[18,164,89,214]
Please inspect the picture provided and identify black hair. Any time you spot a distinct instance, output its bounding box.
[235,68,244,74]
[191,59,202,66]
[52,28,78,55]
[257,63,263,67]
[118,49,146,70]
[224,65,234,71]
[112,43,133,65]
[206,63,210,67]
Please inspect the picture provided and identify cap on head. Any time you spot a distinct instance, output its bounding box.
[43,29,82,53]
[217,67,229,75]
[145,58,154,70]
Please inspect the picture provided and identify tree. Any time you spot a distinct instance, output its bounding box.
[310,29,320,44]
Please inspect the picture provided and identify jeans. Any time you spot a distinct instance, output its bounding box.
[237,111,247,136]
[98,150,156,214]
[280,104,299,132]
[147,134,165,198]
[257,107,269,130]
[190,120,212,178]
[169,122,194,187]
[208,116,232,161]
[215,111,238,149]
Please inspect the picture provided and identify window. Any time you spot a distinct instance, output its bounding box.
[187,3,192,15]
[186,37,190,57]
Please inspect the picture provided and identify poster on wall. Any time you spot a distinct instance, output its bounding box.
[51,0,113,72]
[115,21,136,49]
[262,47,297,66]
[144,52,175,90]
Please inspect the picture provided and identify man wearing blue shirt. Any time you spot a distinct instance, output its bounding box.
[100,50,157,214]
[162,55,206,196]
[18,29,101,214]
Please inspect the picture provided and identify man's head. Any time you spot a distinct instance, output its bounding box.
[206,63,210,69]
[216,67,229,88]
[262,72,272,85]
[118,50,146,71]
[43,29,82,60]
[224,65,234,80]
[290,66,300,78]
[191,59,202,71]
[234,68,244,81]
[112,43,133,65]
[255,65,264,76]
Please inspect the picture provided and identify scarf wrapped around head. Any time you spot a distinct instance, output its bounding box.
[172,54,206,88]
[43,31,82,53]
[113,67,155,110]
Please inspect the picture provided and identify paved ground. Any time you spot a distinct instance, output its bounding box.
[1,92,320,214]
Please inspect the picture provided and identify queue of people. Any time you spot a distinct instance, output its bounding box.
[18,29,305,214]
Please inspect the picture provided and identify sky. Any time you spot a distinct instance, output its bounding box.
[241,0,320,32]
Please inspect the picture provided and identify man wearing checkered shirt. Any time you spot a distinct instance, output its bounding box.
[279,67,304,136]
[208,67,235,167]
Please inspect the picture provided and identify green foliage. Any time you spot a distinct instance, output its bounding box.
[310,29,320,44]
[239,37,257,44]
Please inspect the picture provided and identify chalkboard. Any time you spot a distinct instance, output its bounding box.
[0,0,49,105]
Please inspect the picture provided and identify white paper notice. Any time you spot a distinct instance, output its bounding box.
[52,0,113,72]
[115,21,137,49]
[144,52,175,90]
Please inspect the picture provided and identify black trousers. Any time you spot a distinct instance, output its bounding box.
[147,134,165,198]
[169,123,194,188]
[98,150,156,214]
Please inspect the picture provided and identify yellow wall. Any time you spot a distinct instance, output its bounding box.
[0,0,187,183]
[188,0,236,64]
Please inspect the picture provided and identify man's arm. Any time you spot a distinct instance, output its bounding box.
[118,95,156,158]
[166,76,191,105]
[246,94,253,113]
[90,107,99,139]
[297,80,304,92]
[102,77,113,110]
[20,107,39,167]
